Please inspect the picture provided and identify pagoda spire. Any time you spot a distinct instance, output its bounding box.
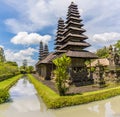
[54,17,65,50]
[59,2,90,51]
[43,44,49,58]
[38,41,44,60]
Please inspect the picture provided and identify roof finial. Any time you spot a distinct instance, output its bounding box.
[59,17,62,20]
[71,1,74,5]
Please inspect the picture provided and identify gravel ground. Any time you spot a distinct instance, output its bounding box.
[32,74,101,95]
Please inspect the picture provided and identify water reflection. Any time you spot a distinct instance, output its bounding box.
[0,78,54,117]
[22,77,28,87]
[53,95,120,117]
[10,77,37,99]
[105,102,113,117]
[88,105,99,113]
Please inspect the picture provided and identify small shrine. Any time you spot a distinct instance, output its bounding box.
[91,45,120,84]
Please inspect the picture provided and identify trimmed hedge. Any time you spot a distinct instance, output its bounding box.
[0,74,22,104]
[0,73,14,82]
[0,72,20,82]
[28,74,120,109]
[0,74,23,90]
[27,74,59,108]
[0,90,9,104]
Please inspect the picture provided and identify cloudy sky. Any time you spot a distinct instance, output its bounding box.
[0,0,120,66]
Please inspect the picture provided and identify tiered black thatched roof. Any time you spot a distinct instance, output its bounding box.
[38,41,43,60]
[66,50,98,58]
[54,18,65,50]
[38,53,56,64]
[38,41,49,61]
[59,2,90,51]
[42,44,49,59]
[37,2,97,65]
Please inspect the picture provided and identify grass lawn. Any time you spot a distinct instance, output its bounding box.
[0,74,23,90]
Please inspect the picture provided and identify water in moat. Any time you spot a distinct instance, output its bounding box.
[0,77,120,117]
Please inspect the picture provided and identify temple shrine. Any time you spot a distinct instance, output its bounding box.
[36,2,98,85]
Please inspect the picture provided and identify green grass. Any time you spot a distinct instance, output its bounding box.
[28,74,120,109]
[0,74,23,104]
[0,74,23,90]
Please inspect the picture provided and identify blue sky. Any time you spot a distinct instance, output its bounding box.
[0,0,120,66]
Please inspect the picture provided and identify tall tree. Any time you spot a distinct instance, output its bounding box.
[23,59,27,69]
[0,47,5,62]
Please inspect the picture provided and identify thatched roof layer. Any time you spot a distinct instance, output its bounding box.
[66,50,98,59]
[37,52,56,64]
[90,58,109,67]
[60,41,90,49]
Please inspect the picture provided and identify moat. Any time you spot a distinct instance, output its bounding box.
[0,77,120,117]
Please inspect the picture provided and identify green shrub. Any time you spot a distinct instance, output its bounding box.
[53,54,71,96]
[0,90,9,104]
[28,74,120,109]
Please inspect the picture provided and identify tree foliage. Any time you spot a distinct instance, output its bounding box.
[96,40,120,58]
[114,40,120,55]
[53,54,71,96]
[20,65,34,74]
[0,47,5,62]
[20,59,28,74]
[0,61,19,80]
[5,61,18,66]
[27,66,34,73]
[23,59,27,68]
[96,46,109,58]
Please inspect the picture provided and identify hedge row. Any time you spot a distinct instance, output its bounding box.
[0,90,9,104]
[27,74,59,108]
[0,72,20,82]
[0,74,23,104]
[28,74,120,109]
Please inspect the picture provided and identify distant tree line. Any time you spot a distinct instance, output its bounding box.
[0,48,19,81]
[0,61,19,81]
[19,59,34,74]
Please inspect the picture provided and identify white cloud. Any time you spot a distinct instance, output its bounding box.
[3,0,82,33]
[2,0,120,54]
[5,47,37,66]
[11,32,51,45]
[87,32,120,52]
[0,45,4,49]
[86,47,97,53]
[2,0,120,34]
[93,32,120,43]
